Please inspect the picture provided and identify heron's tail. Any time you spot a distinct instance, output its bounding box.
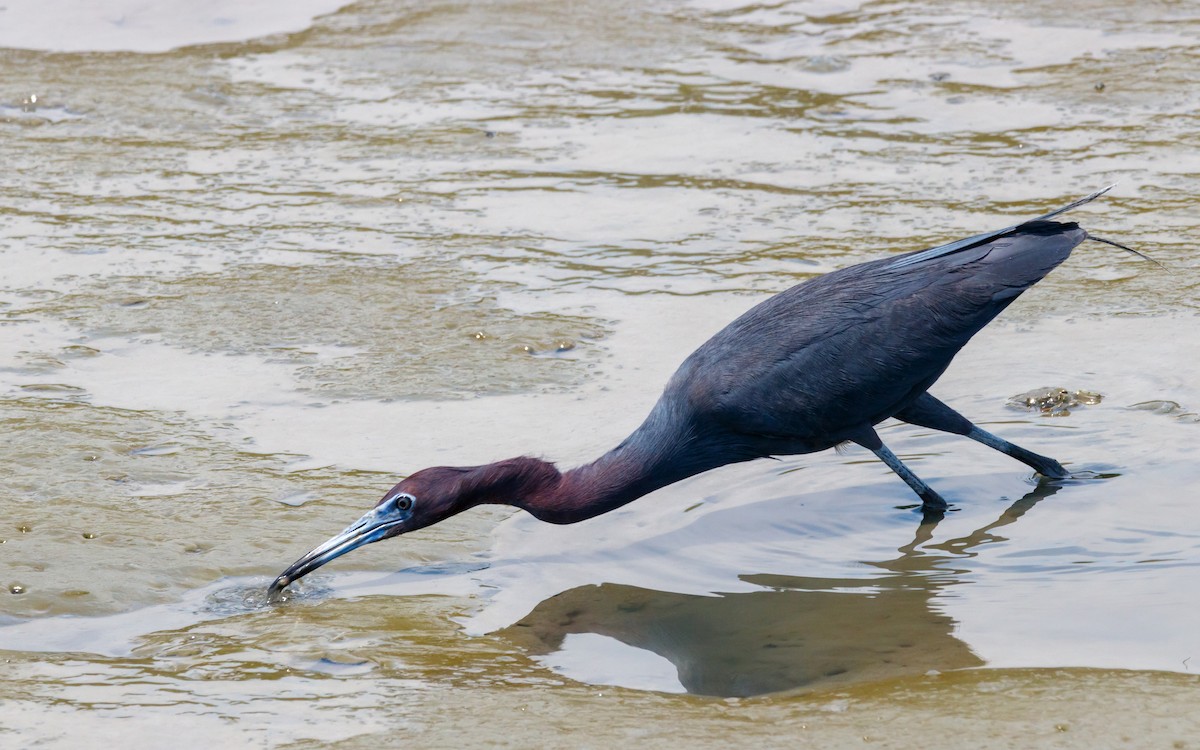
[888,185,1117,270]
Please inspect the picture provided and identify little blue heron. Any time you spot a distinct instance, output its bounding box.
[269,186,1144,598]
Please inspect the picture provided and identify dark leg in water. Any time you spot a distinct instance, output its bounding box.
[896,393,1069,478]
[851,427,948,512]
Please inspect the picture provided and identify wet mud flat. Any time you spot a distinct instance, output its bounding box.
[3,0,1200,747]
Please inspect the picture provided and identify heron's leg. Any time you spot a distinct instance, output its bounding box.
[965,427,1068,478]
[895,393,1069,479]
[871,443,948,511]
[850,428,947,512]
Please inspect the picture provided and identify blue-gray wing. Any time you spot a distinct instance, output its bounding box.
[669,220,1088,447]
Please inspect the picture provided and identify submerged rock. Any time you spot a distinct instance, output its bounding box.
[1007,387,1102,417]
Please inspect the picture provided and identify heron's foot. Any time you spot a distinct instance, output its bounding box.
[1042,466,1122,483]
[1030,456,1069,480]
[919,488,948,513]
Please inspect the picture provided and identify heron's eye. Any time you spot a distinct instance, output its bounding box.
[395,494,414,512]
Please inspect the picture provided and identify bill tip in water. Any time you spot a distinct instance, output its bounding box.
[266,576,290,603]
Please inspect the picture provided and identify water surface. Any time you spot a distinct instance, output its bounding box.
[2,0,1199,746]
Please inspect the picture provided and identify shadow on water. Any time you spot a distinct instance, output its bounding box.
[501,482,1064,697]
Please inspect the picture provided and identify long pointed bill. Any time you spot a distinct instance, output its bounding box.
[268,501,407,601]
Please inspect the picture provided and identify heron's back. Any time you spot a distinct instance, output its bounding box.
[666,219,1088,450]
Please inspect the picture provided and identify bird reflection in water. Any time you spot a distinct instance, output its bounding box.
[501,483,1061,697]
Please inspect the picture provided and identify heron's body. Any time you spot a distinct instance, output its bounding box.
[268,189,1128,597]
[520,219,1080,523]
[681,220,1079,447]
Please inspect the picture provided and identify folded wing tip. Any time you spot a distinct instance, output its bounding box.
[885,186,1116,271]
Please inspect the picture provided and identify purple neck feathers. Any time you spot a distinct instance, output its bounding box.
[493,403,736,524]
[522,448,674,524]
[460,449,676,525]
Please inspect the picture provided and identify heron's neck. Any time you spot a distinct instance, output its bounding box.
[517,451,668,524]
[516,406,731,524]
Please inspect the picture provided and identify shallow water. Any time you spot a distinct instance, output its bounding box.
[2,0,1200,746]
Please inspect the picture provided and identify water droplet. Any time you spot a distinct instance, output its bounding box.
[1130,399,1181,414]
[310,658,374,676]
[130,441,185,456]
[82,532,97,540]
[61,345,101,358]
[17,524,31,533]
[10,584,26,595]
[18,383,85,393]
[803,55,849,73]
[275,491,315,507]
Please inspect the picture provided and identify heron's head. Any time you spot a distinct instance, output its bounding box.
[267,458,560,599]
